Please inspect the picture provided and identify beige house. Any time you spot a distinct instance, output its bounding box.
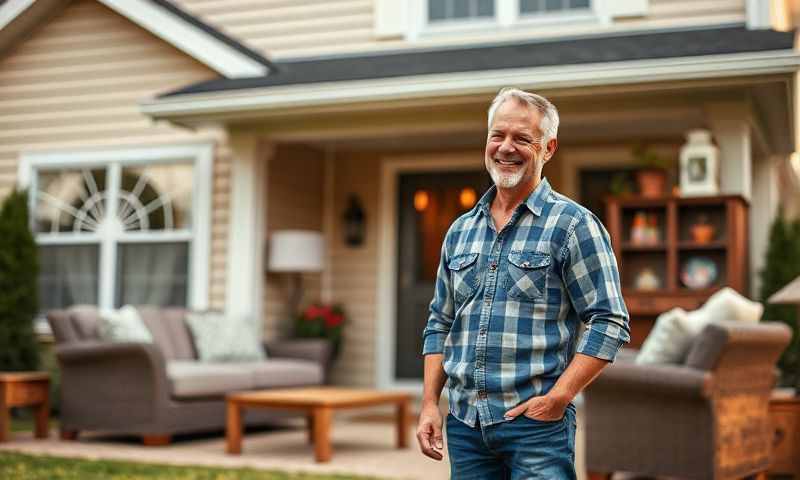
[2,0,800,394]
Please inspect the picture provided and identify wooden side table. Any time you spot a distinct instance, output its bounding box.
[0,372,50,442]
[768,388,800,477]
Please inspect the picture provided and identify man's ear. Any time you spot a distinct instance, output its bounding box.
[543,138,558,162]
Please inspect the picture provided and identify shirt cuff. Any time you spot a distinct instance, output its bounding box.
[576,330,625,362]
[422,332,447,355]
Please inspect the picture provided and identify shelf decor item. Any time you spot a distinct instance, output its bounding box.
[635,267,661,291]
[630,211,661,245]
[690,213,716,244]
[632,144,673,198]
[681,256,718,289]
[679,129,720,197]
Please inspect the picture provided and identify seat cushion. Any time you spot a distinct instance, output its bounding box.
[167,361,255,398]
[67,304,103,341]
[248,359,323,388]
[138,306,195,360]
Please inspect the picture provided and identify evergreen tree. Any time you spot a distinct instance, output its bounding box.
[759,208,800,388]
[0,188,40,371]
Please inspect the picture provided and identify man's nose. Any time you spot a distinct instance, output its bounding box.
[498,137,515,153]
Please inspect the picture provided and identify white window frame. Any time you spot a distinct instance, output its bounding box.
[409,0,599,39]
[17,143,213,319]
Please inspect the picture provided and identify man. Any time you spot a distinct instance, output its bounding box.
[416,87,631,479]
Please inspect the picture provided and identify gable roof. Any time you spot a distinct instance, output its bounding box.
[159,24,794,97]
[0,0,275,78]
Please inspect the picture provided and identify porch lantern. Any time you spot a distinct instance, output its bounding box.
[768,274,800,393]
[679,129,720,197]
[342,194,365,247]
[267,230,325,335]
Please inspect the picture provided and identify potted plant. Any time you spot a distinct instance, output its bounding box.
[632,144,674,198]
[294,303,345,362]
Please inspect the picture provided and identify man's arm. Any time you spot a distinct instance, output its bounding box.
[418,354,448,461]
[504,211,630,420]
[417,240,455,461]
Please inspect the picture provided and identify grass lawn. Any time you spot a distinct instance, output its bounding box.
[0,451,389,480]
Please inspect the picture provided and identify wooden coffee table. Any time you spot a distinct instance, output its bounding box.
[226,387,412,462]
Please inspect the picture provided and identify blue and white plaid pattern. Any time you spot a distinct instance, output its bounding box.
[422,176,631,428]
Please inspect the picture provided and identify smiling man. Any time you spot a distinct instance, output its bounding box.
[416,87,631,479]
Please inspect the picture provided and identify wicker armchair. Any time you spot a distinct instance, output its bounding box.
[585,321,791,480]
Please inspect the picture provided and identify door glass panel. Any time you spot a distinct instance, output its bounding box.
[395,170,492,380]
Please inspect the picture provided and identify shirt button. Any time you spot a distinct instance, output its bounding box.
[489,263,497,271]
[484,299,490,306]
[478,391,487,399]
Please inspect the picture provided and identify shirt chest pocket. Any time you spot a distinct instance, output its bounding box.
[448,252,480,303]
[504,251,551,301]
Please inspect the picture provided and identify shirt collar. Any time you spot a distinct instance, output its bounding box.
[477,176,551,218]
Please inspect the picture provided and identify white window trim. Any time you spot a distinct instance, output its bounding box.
[409,0,600,40]
[17,143,213,315]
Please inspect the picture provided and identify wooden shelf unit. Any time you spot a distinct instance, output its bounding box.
[605,194,749,347]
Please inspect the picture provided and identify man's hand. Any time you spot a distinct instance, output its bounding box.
[502,392,570,421]
[416,401,444,461]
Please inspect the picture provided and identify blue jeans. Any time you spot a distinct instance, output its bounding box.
[445,403,577,480]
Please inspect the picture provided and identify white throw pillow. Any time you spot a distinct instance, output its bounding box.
[185,310,266,362]
[676,287,763,335]
[636,287,763,365]
[99,304,153,343]
[635,307,693,365]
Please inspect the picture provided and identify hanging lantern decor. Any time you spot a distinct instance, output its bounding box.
[342,194,366,247]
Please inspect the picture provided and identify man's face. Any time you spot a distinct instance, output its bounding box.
[484,99,556,191]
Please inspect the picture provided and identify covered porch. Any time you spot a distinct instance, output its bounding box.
[195,75,796,395]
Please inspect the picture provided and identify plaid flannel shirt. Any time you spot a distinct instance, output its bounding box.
[421,176,631,428]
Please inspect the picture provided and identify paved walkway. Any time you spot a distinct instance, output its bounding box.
[0,405,590,480]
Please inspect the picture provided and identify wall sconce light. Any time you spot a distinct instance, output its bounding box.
[342,194,365,247]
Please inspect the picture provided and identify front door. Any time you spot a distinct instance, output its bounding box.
[395,170,492,380]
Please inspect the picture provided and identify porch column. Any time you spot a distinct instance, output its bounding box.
[705,102,752,201]
[225,131,273,323]
[750,154,781,297]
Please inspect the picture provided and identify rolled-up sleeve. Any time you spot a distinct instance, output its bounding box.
[561,211,631,362]
[421,239,455,355]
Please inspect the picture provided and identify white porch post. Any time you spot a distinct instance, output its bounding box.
[750,154,781,297]
[225,131,272,326]
[705,102,753,201]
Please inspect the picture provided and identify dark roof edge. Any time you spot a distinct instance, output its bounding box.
[276,21,751,65]
[149,0,277,72]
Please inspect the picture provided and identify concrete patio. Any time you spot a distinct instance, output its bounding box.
[0,400,590,480]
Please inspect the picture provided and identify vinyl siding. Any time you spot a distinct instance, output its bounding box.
[327,151,381,387]
[262,144,325,340]
[0,0,226,310]
[174,0,747,60]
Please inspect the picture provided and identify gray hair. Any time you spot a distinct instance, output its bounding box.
[487,87,559,144]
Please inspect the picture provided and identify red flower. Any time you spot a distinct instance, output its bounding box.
[325,313,343,328]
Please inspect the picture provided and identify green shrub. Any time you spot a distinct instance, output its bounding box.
[0,188,40,372]
[759,208,800,389]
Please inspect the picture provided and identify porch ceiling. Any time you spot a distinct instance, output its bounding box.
[234,80,791,154]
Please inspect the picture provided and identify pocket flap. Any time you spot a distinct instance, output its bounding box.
[448,252,479,271]
[508,251,551,269]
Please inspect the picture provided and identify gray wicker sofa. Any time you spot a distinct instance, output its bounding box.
[47,305,333,445]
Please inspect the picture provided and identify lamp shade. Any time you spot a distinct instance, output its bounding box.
[768,275,800,304]
[268,230,324,272]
